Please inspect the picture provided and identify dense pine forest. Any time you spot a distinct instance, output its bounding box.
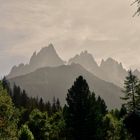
[0,71,140,140]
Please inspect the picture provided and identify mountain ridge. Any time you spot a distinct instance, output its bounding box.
[69,52,140,87]
[7,44,65,78]
[7,44,140,109]
[8,44,140,87]
[9,63,123,109]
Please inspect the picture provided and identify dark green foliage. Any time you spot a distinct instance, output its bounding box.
[1,74,140,140]
[121,70,140,113]
[52,97,62,115]
[64,76,107,140]
[49,111,65,140]
[119,105,127,118]
[97,96,108,115]
[12,84,28,108]
[1,78,62,116]
[121,71,140,140]
[103,112,131,140]
[21,90,29,107]
[0,82,18,140]
[124,112,140,140]
[64,76,91,140]
[17,108,31,129]
[38,98,45,112]
[2,77,12,96]
[56,98,62,112]
[45,101,52,116]
[19,124,34,140]
[28,109,50,140]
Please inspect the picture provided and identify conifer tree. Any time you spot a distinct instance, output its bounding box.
[19,124,34,140]
[56,98,61,111]
[121,70,140,113]
[121,70,140,140]
[64,76,91,140]
[39,98,44,112]
[2,77,11,94]
[21,90,29,108]
[0,82,18,139]
[64,76,107,140]
[28,109,50,140]
[45,101,52,116]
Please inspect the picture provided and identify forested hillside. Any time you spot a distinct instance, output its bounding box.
[1,71,140,139]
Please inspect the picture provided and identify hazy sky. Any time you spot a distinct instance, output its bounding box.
[0,0,140,77]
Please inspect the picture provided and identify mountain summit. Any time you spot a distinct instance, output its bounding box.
[69,53,128,87]
[68,51,101,76]
[7,44,140,108]
[7,44,65,78]
[100,58,127,86]
[29,43,64,68]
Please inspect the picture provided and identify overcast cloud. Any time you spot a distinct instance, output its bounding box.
[0,0,140,76]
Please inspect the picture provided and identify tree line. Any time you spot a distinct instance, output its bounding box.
[0,70,140,140]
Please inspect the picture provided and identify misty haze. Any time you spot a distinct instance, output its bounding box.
[0,0,140,140]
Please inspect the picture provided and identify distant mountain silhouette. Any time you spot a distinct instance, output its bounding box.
[7,44,65,78]
[68,52,140,87]
[68,51,99,72]
[99,58,127,87]
[7,44,140,109]
[68,51,101,77]
[9,63,123,109]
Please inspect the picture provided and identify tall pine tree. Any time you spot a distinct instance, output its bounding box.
[121,70,140,113]
[121,70,140,140]
[64,76,107,140]
[64,76,91,140]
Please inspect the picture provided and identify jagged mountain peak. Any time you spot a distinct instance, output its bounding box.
[101,57,118,65]
[29,51,36,64]
[7,44,65,78]
[30,44,56,62]
[29,44,64,67]
[80,50,88,55]
[99,57,127,87]
[68,50,99,73]
[40,43,56,53]
[100,57,125,70]
[48,43,54,48]
[32,51,37,56]
[69,50,98,64]
[80,50,94,58]
[106,57,116,61]
[101,59,105,64]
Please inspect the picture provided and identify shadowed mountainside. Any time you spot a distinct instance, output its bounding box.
[9,63,123,109]
[7,44,65,78]
[7,44,140,109]
[68,51,140,87]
